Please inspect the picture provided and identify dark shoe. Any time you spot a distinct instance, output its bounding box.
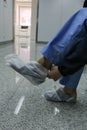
[44,88,77,103]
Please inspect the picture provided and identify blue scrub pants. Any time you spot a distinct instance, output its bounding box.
[59,67,84,90]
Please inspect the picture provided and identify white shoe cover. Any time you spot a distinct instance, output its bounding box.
[5,54,48,85]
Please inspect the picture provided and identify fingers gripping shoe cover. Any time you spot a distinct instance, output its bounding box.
[5,54,48,85]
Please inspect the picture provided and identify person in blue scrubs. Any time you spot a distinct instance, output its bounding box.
[37,1,87,102]
[6,1,87,103]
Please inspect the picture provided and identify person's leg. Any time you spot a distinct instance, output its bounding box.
[59,67,84,96]
[44,67,84,102]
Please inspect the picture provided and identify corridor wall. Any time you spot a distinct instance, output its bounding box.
[0,0,13,43]
[37,0,84,43]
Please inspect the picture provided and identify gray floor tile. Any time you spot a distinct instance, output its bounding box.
[0,42,87,130]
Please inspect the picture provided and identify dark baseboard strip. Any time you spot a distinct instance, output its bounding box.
[0,40,14,46]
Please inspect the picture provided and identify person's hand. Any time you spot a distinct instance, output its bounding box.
[47,66,62,81]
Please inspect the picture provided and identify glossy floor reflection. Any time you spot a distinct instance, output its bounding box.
[0,42,87,130]
[14,37,30,62]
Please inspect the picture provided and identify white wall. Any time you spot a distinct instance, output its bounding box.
[30,0,84,60]
[0,0,13,43]
[37,0,84,42]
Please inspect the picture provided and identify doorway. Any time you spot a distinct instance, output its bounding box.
[14,0,32,62]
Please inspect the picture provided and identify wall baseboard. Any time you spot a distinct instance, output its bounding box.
[0,40,14,45]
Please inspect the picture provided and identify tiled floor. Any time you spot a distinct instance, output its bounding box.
[0,41,87,130]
